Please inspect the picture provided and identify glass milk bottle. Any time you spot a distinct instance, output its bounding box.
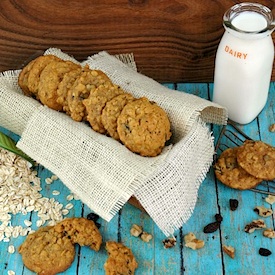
[213,2,275,124]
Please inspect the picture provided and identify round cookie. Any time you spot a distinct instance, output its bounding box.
[237,140,275,180]
[67,69,111,122]
[18,58,37,97]
[27,55,62,99]
[104,241,138,275]
[83,83,124,133]
[54,217,102,251]
[214,147,262,190]
[101,93,135,140]
[18,225,76,275]
[117,97,172,157]
[38,60,81,111]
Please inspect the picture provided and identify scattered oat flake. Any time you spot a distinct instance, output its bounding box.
[51,175,58,181]
[62,209,69,216]
[65,203,74,210]
[8,271,15,275]
[24,220,32,227]
[52,190,60,196]
[45,177,53,184]
[66,194,74,201]
[8,245,15,254]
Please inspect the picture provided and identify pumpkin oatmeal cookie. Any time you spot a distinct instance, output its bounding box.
[83,83,124,133]
[38,60,80,111]
[18,58,37,97]
[27,55,62,100]
[117,97,171,157]
[214,147,262,190]
[54,217,102,251]
[101,93,135,140]
[237,140,275,180]
[104,241,138,275]
[18,225,76,275]
[67,69,112,121]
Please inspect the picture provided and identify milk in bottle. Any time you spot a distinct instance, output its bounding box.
[213,3,275,124]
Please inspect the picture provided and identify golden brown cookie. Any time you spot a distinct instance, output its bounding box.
[101,93,135,140]
[18,225,75,275]
[67,69,112,121]
[54,217,102,251]
[237,140,275,180]
[104,241,138,275]
[117,97,172,157]
[38,60,81,111]
[27,55,62,100]
[83,83,124,133]
[214,147,262,190]
[18,58,37,97]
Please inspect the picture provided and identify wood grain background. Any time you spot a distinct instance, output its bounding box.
[0,0,275,82]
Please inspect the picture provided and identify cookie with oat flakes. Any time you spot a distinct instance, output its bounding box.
[104,241,138,275]
[117,97,171,157]
[83,83,124,133]
[67,69,112,121]
[38,60,81,111]
[27,55,62,100]
[237,140,275,180]
[18,225,75,275]
[54,217,102,251]
[214,147,262,190]
[101,93,135,140]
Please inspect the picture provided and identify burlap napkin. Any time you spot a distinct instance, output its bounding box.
[0,48,227,236]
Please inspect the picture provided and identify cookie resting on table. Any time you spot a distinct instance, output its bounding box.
[117,97,172,157]
[237,140,275,181]
[104,241,138,275]
[214,147,262,190]
[18,217,102,275]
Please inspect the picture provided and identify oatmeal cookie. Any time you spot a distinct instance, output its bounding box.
[67,69,112,121]
[18,225,75,275]
[117,97,172,157]
[237,140,275,180]
[214,147,262,190]
[38,60,80,111]
[101,93,135,140]
[54,217,102,251]
[27,55,62,99]
[104,241,138,275]
[18,58,37,97]
[83,83,124,133]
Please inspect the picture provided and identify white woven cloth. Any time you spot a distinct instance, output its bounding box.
[0,48,227,236]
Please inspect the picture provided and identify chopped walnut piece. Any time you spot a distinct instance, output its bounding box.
[265,195,275,205]
[184,232,204,250]
[263,228,275,239]
[222,245,235,259]
[269,123,275,132]
[130,224,143,237]
[140,232,153,243]
[244,219,266,233]
[162,236,177,249]
[254,206,273,217]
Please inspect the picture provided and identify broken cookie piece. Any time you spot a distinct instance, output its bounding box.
[104,241,138,275]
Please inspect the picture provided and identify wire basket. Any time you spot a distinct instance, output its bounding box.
[214,120,275,196]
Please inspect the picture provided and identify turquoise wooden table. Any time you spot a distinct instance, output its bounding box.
[0,82,275,275]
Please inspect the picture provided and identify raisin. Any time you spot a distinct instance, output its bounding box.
[95,222,101,229]
[203,221,220,233]
[87,212,99,222]
[215,214,223,223]
[229,199,239,211]
[259,248,272,256]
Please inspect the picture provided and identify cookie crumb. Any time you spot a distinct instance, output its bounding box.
[269,123,275,132]
[184,233,204,250]
[130,224,143,237]
[265,194,275,205]
[162,236,177,249]
[140,232,153,243]
[222,245,235,258]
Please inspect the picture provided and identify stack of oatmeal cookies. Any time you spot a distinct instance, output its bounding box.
[18,55,172,157]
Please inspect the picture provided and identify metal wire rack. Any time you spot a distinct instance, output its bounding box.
[214,120,275,196]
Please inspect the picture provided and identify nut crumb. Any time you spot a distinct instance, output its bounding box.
[244,219,266,233]
[140,232,153,243]
[269,123,275,132]
[265,194,275,205]
[263,228,275,239]
[254,206,273,217]
[130,224,143,237]
[222,245,235,258]
[184,232,204,250]
[163,236,177,249]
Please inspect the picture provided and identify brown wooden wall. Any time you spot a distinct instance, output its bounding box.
[0,0,274,82]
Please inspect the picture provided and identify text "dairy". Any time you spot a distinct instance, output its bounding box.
[225,45,248,59]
